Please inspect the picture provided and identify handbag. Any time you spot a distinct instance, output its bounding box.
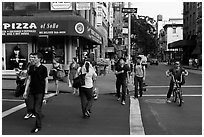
[49,69,54,76]
[73,68,86,89]
[56,70,65,79]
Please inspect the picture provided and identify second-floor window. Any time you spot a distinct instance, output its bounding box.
[3,2,50,11]
[173,28,176,34]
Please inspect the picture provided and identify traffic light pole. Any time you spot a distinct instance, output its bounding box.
[128,2,131,63]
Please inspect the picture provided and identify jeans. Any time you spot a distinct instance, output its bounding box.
[167,80,181,99]
[28,93,44,128]
[25,93,34,114]
[134,76,143,97]
[116,79,127,102]
[79,87,93,116]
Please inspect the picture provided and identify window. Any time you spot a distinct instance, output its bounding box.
[3,2,14,11]
[173,27,176,33]
[38,2,50,10]
[14,2,37,10]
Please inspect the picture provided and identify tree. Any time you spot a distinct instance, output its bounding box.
[124,14,157,56]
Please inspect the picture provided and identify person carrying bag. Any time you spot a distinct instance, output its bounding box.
[73,67,86,89]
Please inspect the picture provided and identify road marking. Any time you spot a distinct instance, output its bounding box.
[142,94,202,97]
[2,103,26,118]
[2,93,56,118]
[130,96,145,135]
[2,99,24,102]
[146,85,202,88]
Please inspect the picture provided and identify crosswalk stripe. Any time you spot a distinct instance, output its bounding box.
[130,96,145,135]
[2,103,26,118]
[2,93,56,118]
[142,94,202,97]
[146,85,202,88]
[2,99,24,102]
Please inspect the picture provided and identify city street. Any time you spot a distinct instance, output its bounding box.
[2,63,202,135]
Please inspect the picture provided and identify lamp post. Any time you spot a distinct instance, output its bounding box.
[128,2,131,63]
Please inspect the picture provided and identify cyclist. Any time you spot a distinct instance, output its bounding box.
[166,61,188,103]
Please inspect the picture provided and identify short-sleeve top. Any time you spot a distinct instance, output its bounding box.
[28,65,48,94]
[115,64,130,81]
[169,67,186,81]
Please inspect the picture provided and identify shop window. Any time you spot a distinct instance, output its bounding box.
[14,2,37,10]
[37,36,65,64]
[5,43,28,70]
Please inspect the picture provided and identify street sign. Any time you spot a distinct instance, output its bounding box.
[122,8,137,13]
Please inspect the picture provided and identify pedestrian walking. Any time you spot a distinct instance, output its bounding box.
[69,57,79,95]
[23,52,48,133]
[51,58,62,95]
[133,56,146,98]
[115,57,130,105]
[23,53,36,120]
[165,61,188,103]
[76,60,97,118]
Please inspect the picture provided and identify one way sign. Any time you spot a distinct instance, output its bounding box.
[122,8,137,13]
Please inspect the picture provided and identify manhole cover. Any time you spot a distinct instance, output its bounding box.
[145,99,166,104]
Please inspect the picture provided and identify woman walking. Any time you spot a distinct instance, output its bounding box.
[76,60,97,118]
[52,59,62,95]
[69,57,79,95]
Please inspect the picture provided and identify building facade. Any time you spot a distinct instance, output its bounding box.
[182,2,202,65]
[161,18,183,62]
[2,2,102,75]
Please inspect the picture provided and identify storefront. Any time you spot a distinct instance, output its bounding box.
[2,15,102,74]
[168,40,196,65]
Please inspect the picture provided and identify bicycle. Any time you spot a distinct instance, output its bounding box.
[171,74,183,106]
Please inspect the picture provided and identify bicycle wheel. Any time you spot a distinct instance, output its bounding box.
[173,89,177,102]
[177,91,182,106]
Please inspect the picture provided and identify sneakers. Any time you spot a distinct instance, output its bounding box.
[24,113,33,119]
[24,113,35,119]
[117,98,120,101]
[121,101,126,105]
[166,99,171,103]
[32,114,36,118]
[31,127,41,133]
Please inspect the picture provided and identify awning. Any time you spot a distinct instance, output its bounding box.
[2,15,102,45]
[168,40,196,49]
[192,46,202,55]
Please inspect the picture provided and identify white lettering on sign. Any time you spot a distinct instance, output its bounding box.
[40,23,59,29]
[3,23,37,30]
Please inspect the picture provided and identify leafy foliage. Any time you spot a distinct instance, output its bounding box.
[126,14,158,56]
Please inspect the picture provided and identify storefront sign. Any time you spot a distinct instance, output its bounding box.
[75,22,85,34]
[51,2,72,10]
[76,2,90,10]
[3,16,103,45]
[87,27,102,44]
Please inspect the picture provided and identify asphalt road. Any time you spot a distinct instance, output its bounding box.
[139,64,202,135]
[2,63,202,135]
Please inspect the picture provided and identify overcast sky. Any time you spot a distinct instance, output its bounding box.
[125,2,183,21]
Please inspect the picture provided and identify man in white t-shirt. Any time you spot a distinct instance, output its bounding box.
[134,56,146,98]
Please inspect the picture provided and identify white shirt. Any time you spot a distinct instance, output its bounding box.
[76,62,97,88]
[135,64,145,78]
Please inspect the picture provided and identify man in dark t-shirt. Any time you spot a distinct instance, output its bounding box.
[23,52,48,133]
[115,57,130,105]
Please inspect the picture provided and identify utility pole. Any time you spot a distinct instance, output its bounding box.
[128,2,131,63]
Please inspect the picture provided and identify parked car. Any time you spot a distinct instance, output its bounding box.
[150,58,159,65]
